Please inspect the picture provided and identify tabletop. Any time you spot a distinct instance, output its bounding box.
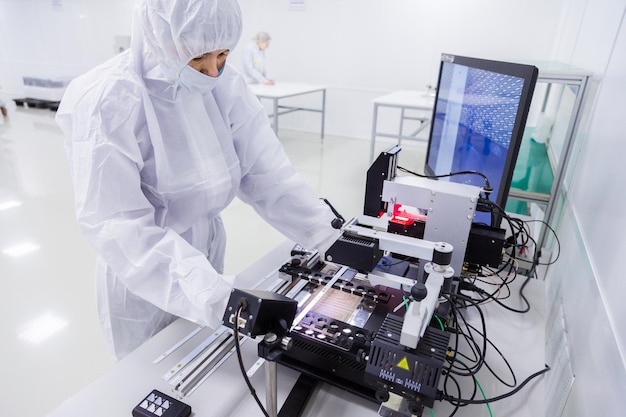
[373,90,436,109]
[248,82,328,99]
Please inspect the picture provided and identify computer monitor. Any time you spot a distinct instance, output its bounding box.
[424,53,538,226]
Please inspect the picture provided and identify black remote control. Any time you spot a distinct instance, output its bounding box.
[132,389,192,417]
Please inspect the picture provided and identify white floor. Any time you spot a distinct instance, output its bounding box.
[0,104,426,417]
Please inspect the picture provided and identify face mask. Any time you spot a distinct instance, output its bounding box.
[179,65,223,93]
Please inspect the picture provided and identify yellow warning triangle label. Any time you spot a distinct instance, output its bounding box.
[396,357,410,371]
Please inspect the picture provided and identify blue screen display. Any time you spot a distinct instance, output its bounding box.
[427,61,526,224]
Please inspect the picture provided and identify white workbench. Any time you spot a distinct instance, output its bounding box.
[370,90,436,162]
[46,240,545,417]
[248,82,327,139]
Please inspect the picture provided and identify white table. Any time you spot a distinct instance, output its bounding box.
[248,82,328,139]
[47,240,546,417]
[370,90,436,162]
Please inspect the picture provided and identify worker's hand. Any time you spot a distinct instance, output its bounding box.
[263,78,275,85]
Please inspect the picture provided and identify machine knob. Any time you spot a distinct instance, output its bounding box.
[410,282,428,301]
[331,217,344,229]
[432,242,453,266]
[290,258,302,267]
[280,336,293,351]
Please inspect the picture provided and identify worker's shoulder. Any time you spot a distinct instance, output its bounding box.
[242,42,256,51]
[67,55,143,106]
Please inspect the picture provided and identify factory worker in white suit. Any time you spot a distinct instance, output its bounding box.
[241,32,275,85]
[55,0,338,360]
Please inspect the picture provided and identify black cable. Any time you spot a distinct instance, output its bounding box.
[397,165,493,192]
[233,306,270,417]
[446,296,480,367]
[444,357,478,407]
[444,300,462,373]
[505,216,561,280]
[471,201,557,313]
[510,217,532,249]
[443,292,519,410]
[443,296,485,408]
[492,258,519,299]
[461,272,515,303]
[475,275,514,302]
[479,198,519,244]
[320,198,345,220]
[447,327,482,377]
[513,219,540,268]
[479,261,517,287]
[320,198,345,229]
[441,371,462,417]
[459,322,518,388]
[439,365,550,405]
[451,273,530,389]
[470,276,532,314]
[448,352,477,378]
[524,219,562,267]
[483,250,517,278]
[445,293,488,376]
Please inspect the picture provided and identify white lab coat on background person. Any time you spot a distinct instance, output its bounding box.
[241,43,267,83]
[241,33,273,84]
[55,0,337,360]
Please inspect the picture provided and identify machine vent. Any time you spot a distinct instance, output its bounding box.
[376,313,403,344]
[291,338,365,371]
[410,361,438,387]
[417,328,449,362]
[340,234,376,247]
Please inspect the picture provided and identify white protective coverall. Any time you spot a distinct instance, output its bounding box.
[56,0,337,360]
[241,42,268,84]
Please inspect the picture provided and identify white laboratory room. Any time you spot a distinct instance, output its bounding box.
[0,1,624,416]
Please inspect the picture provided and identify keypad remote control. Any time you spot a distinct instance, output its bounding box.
[132,389,191,417]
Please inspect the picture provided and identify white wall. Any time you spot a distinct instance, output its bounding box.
[238,0,563,90]
[1,0,565,139]
[0,0,134,94]
[236,0,565,138]
[545,0,626,415]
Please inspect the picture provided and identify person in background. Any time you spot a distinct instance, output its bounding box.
[241,31,275,85]
[55,0,337,360]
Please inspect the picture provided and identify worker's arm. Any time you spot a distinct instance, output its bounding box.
[223,75,339,250]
